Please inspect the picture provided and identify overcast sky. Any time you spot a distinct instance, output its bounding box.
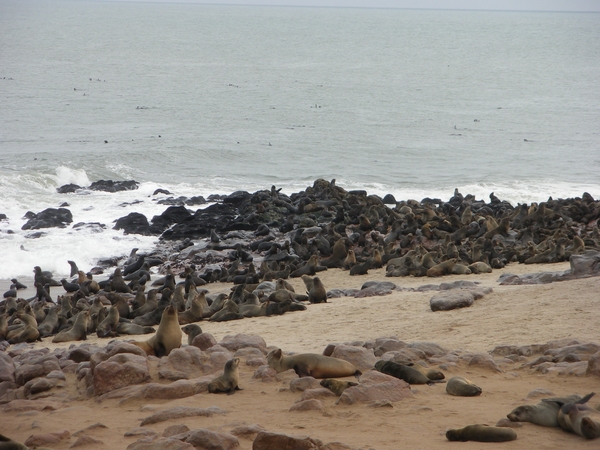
[99,0,600,12]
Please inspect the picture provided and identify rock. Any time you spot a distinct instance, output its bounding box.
[163,425,190,437]
[229,424,265,439]
[126,437,195,450]
[290,377,320,392]
[544,343,600,360]
[93,353,151,396]
[0,351,15,382]
[430,290,474,311]
[125,428,159,438]
[252,366,278,382]
[372,339,407,357]
[24,377,57,398]
[21,207,73,230]
[24,430,70,447]
[1,399,61,412]
[113,212,155,236]
[300,388,336,401]
[89,179,139,192]
[252,431,322,450]
[468,354,503,372]
[337,370,412,405]
[171,428,239,450]
[219,334,267,353]
[406,342,448,357]
[586,351,600,377]
[107,341,149,358]
[120,377,211,402]
[14,354,61,385]
[67,347,93,363]
[191,333,218,351]
[71,435,104,447]
[289,399,325,412]
[331,345,376,373]
[140,406,226,426]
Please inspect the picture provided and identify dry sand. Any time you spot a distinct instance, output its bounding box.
[2,261,599,449]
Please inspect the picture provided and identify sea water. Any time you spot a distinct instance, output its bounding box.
[0,0,599,278]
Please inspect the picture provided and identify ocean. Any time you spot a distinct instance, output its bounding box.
[0,0,599,279]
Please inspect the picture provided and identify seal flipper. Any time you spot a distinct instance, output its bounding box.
[155,342,167,358]
[543,392,595,407]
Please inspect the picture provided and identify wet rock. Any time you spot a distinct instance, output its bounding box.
[21,207,73,230]
[89,179,139,192]
[113,212,155,236]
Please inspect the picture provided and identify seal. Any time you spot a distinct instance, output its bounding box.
[507,394,584,427]
[267,348,360,379]
[7,313,40,344]
[181,323,203,345]
[132,305,182,357]
[207,358,242,394]
[52,310,90,343]
[96,305,120,338]
[546,392,599,438]
[320,378,358,396]
[446,424,517,442]
[374,360,444,385]
[0,433,29,450]
[446,376,482,396]
[308,276,327,304]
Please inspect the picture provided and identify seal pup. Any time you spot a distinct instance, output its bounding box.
[267,348,360,379]
[132,305,182,357]
[181,324,203,345]
[446,376,482,396]
[374,360,444,385]
[320,378,358,396]
[52,310,89,343]
[446,424,517,442]
[207,358,242,394]
[507,394,584,427]
[96,305,120,338]
[7,313,40,344]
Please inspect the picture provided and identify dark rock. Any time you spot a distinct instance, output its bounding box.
[57,183,82,193]
[21,208,73,230]
[89,179,139,192]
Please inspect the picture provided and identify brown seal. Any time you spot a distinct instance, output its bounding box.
[548,392,600,438]
[96,305,120,338]
[132,305,182,357]
[320,378,358,396]
[181,323,203,345]
[52,310,90,343]
[446,424,517,442]
[308,276,327,304]
[267,348,360,379]
[426,258,457,277]
[374,360,444,385]
[507,394,584,427]
[446,376,482,396]
[207,357,242,394]
[342,249,356,270]
[0,433,29,450]
[8,313,40,344]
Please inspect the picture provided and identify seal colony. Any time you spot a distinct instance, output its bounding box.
[1,179,600,448]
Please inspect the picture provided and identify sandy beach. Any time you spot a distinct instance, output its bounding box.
[1,261,599,449]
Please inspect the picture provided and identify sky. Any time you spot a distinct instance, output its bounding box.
[98,0,600,12]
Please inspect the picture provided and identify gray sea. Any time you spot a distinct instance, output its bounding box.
[0,0,599,278]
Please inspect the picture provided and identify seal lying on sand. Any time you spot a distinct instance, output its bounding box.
[267,348,360,379]
[507,394,585,427]
[446,376,482,397]
[544,392,600,439]
[446,424,517,442]
[320,379,358,396]
[374,360,444,385]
